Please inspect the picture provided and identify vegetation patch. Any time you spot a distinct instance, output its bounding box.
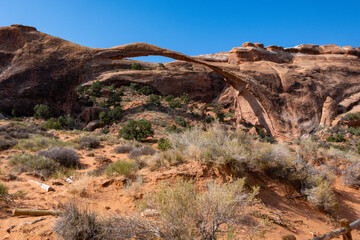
[119,119,154,142]
[38,147,80,168]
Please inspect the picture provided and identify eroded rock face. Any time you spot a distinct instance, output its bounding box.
[1,26,359,140]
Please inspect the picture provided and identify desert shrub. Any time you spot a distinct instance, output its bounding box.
[89,81,103,97]
[105,160,135,177]
[128,146,156,159]
[75,85,87,96]
[341,112,360,121]
[10,153,59,178]
[164,95,174,102]
[101,127,110,134]
[34,104,51,119]
[348,127,360,136]
[148,149,184,170]
[113,144,134,154]
[181,93,190,104]
[358,141,360,155]
[304,181,338,212]
[216,112,225,122]
[119,120,154,142]
[342,158,360,186]
[0,138,18,151]
[131,63,142,70]
[169,123,338,212]
[138,86,153,96]
[165,124,180,133]
[79,137,100,149]
[0,183,8,195]
[175,116,187,127]
[157,138,171,151]
[54,202,101,240]
[54,202,159,240]
[38,147,80,168]
[107,90,123,107]
[204,115,215,123]
[57,116,77,130]
[99,106,123,125]
[147,94,161,106]
[141,179,258,239]
[42,119,62,130]
[15,134,76,152]
[326,134,346,142]
[168,97,182,109]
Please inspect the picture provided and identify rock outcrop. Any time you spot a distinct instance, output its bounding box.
[1,26,360,140]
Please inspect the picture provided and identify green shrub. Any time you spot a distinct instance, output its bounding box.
[43,119,62,130]
[157,138,171,151]
[181,93,190,104]
[168,97,182,109]
[75,85,87,97]
[358,142,360,155]
[57,116,77,130]
[129,83,140,91]
[89,81,103,97]
[348,127,360,136]
[107,90,123,107]
[101,127,110,134]
[174,116,187,127]
[147,94,161,106]
[99,107,123,125]
[34,104,51,119]
[326,134,346,142]
[164,95,174,102]
[138,86,153,96]
[216,112,225,122]
[0,183,8,195]
[119,120,154,142]
[204,115,215,123]
[105,160,135,177]
[10,153,60,178]
[131,63,142,70]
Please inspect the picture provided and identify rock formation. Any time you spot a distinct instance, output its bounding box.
[1,25,360,140]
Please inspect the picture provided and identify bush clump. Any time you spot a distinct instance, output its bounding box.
[326,134,346,142]
[140,179,258,239]
[128,146,156,159]
[38,147,80,168]
[131,63,142,70]
[0,183,8,195]
[10,153,60,178]
[105,160,135,177]
[54,202,102,240]
[119,120,154,142]
[138,86,153,96]
[113,145,134,154]
[147,94,161,106]
[157,138,171,151]
[99,107,123,125]
[168,97,182,109]
[174,116,187,127]
[34,104,51,120]
[164,95,174,102]
[42,119,62,130]
[0,138,18,151]
[79,137,100,149]
[89,81,103,97]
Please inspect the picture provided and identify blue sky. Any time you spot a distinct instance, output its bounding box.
[1,0,359,62]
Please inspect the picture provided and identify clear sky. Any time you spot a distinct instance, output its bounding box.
[1,0,359,62]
